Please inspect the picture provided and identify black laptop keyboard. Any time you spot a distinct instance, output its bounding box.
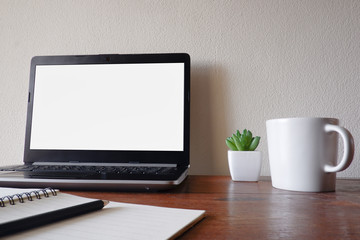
[0,165,181,180]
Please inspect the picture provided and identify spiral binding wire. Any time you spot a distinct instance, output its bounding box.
[0,187,57,207]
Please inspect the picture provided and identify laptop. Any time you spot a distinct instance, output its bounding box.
[0,53,190,191]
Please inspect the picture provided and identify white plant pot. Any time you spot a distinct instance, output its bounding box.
[228,150,262,181]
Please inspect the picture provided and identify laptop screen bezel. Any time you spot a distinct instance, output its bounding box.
[24,53,190,166]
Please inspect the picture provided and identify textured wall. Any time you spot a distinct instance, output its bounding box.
[0,0,359,177]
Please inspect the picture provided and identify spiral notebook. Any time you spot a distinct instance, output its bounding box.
[0,187,205,239]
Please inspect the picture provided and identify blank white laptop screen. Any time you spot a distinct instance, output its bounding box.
[30,63,184,151]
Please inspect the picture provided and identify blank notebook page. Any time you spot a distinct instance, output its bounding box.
[4,198,205,240]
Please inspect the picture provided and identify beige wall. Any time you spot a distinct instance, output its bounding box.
[1,0,359,177]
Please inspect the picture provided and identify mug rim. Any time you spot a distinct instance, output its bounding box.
[266,117,339,123]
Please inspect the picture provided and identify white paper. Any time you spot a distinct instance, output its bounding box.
[1,188,205,240]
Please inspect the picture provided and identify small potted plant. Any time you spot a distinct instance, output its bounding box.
[226,129,262,181]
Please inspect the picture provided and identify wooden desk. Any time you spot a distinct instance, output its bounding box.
[66,176,360,239]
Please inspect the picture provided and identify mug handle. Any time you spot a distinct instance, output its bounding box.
[324,124,355,173]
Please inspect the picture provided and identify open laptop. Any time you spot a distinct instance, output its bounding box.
[0,53,190,191]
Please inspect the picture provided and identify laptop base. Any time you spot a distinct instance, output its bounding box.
[0,169,188,191]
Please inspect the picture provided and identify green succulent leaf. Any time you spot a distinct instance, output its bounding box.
[249,136,261,151]
[226,137,234,145]
[226,138,238,151]
[246,130,253,139]
[246,129,252,137]
[239,129,252,150]
[236,130,241,138]
[232,134,244,151]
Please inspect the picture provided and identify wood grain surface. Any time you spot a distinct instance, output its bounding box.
[65,176,360,239]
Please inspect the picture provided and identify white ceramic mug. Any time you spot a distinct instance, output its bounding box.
[266,117,354,192]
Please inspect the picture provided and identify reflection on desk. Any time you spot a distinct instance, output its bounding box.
[66,175,360,239]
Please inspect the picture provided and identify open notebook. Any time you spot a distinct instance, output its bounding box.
[0,188,205,239]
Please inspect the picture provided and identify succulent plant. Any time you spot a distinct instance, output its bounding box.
[226,129,260,151]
